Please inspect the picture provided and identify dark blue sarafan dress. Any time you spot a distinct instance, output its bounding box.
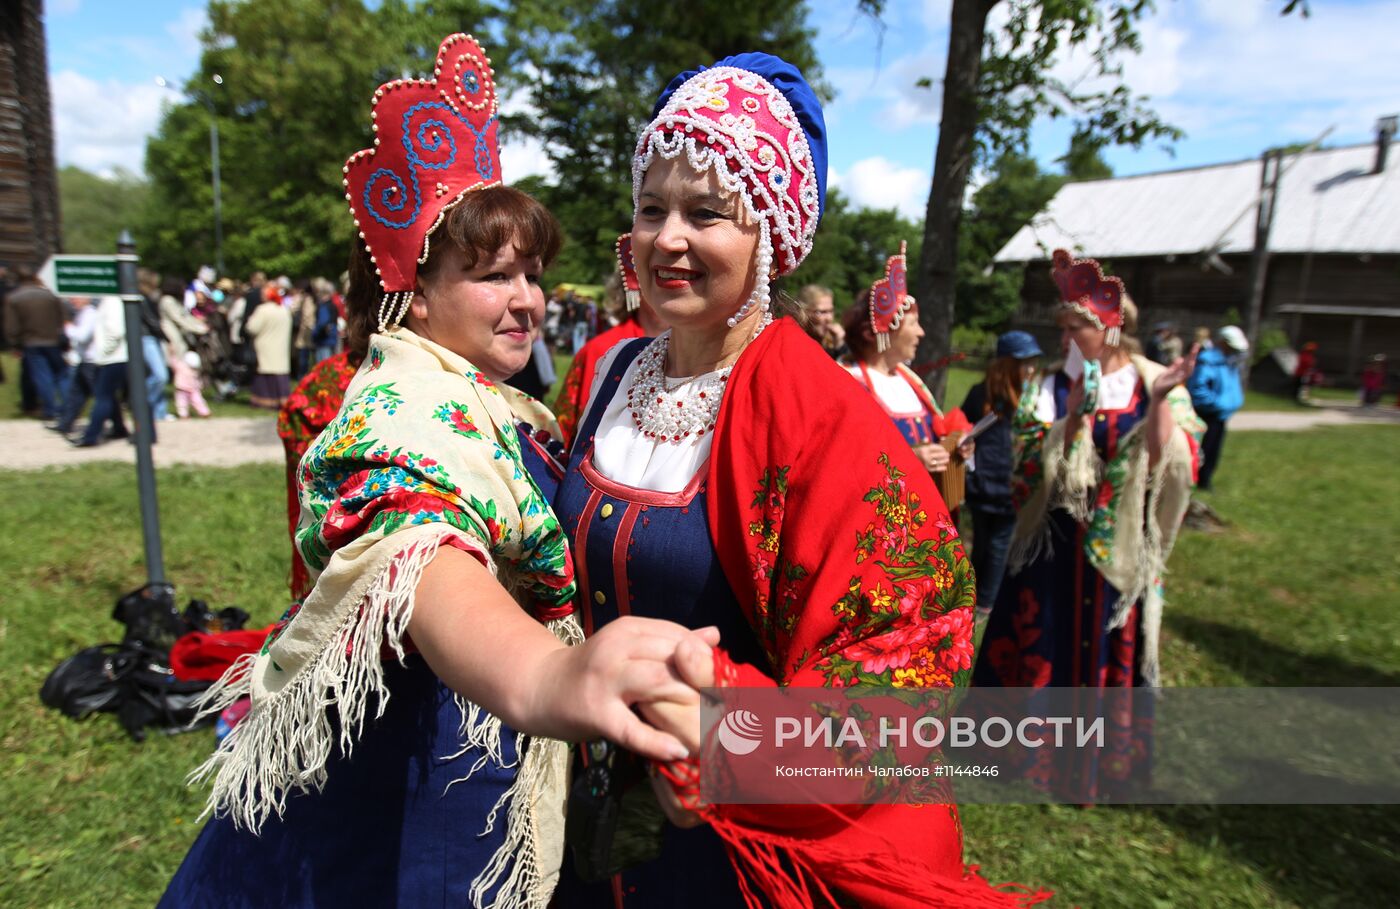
[551,340,767,909]
[159,422,562,909]
[971,370,1154,801]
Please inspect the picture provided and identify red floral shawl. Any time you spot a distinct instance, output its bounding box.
[697,318,1047,908]
[276,351,362,600]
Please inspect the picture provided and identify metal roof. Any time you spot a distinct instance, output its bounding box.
[994,143,1400,263]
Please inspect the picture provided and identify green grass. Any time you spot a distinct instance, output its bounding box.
[3,404,1398,906]
[961,424,1400,907]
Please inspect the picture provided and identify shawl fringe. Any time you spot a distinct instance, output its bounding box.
[190,529,470,831]
[707,812,1053,909]
[462,614,582,909]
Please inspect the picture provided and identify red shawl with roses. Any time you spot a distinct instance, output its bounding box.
[690,318,1048,908]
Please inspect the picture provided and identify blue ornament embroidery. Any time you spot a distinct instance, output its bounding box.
[362,101,498,230]
[461,69,480,94]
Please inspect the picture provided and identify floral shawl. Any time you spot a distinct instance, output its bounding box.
[1007,354,1203,686]
[696,319,1045,908]
[196,329,579,909]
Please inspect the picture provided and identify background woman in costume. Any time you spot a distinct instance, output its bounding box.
[551,233,666,447]
[163,35,712,909]
[972,250,1202,801]
[839,243,971,478]
[551,54,1041,908]
[960,330,1043,621]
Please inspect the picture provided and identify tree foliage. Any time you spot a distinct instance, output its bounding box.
[504,0,824,285]
[796,189,921,312]
[140,0,496,280]
[58,166,149,255]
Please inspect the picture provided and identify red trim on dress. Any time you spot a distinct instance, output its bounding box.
[572,488,603,636]
[612,504,641,617]
[579,448,707,507]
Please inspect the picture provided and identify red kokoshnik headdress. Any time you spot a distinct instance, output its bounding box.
[868,241,912,353]
[1052,248,1125,347]
[615,233,641,311]
[343,33,502,333]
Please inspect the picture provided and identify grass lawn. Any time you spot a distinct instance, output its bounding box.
[3,392,1397,906]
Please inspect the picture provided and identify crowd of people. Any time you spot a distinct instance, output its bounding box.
[0,264,347,447]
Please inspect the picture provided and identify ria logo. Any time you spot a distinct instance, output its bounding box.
[716,709,763,755]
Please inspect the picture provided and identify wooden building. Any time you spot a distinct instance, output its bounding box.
[995,131,1400,380]
[0,0,61,270]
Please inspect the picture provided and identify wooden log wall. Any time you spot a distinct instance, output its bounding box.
[0,0,61,270]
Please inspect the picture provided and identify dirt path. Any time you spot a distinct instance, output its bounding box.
[3,403,1397,472]
[2,416,281,471]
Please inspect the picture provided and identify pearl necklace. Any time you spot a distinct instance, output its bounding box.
[625,313,773,442]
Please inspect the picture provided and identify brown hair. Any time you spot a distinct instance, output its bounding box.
[1112,294,1142,355]
[344,184,563,357]
[841,288,878,362]
[982,356,1024,417]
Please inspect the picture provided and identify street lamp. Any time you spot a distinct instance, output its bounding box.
[156,73,226,275]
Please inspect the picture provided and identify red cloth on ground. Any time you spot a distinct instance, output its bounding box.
[170,628,274,683]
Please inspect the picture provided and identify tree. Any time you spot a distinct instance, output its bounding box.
[887,0,1310,398]
[796,189,922,311]
[140,0,498,279]
[58,166,149,254]
[892,0,1181,398]
[956,151,1063,329]
[504,0,824,285]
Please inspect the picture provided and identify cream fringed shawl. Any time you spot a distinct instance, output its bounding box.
[192,329,581,909]
[1007,355,1204,687]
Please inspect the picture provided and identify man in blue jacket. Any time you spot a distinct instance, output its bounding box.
[1187,325,1248,491]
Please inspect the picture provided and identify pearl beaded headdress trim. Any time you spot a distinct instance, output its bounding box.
[632,66,820,328]
[342,33,503,333]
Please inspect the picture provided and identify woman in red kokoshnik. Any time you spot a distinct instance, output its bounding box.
[161,34,712,909]
[840,244,972,478]
[972,251,1202,801]
[550,53,1047,908]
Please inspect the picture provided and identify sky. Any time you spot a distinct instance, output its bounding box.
[44,0,1400,221]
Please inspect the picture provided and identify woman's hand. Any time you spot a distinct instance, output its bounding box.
[955,437,975,462]
[535,617,720,761]
[639,635,717,828]
[914,442,951,473]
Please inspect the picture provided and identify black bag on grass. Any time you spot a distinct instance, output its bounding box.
[39,643,129,719]
[40,584,240,741]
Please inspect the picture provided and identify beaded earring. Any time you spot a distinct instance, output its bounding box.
[376,291,413,334]
[727,221,774,329]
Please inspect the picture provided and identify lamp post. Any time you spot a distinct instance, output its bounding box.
[156,73,226,275]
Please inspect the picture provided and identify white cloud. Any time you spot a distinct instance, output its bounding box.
[499,135,554,182]
[50,69,180,175]
[166,7,207,60]
[833,156,930,220]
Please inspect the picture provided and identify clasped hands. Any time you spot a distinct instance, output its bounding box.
[546,616,718,828]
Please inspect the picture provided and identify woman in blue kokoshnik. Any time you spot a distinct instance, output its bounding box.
[548,52,1046,908]
[160,34,713,909]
